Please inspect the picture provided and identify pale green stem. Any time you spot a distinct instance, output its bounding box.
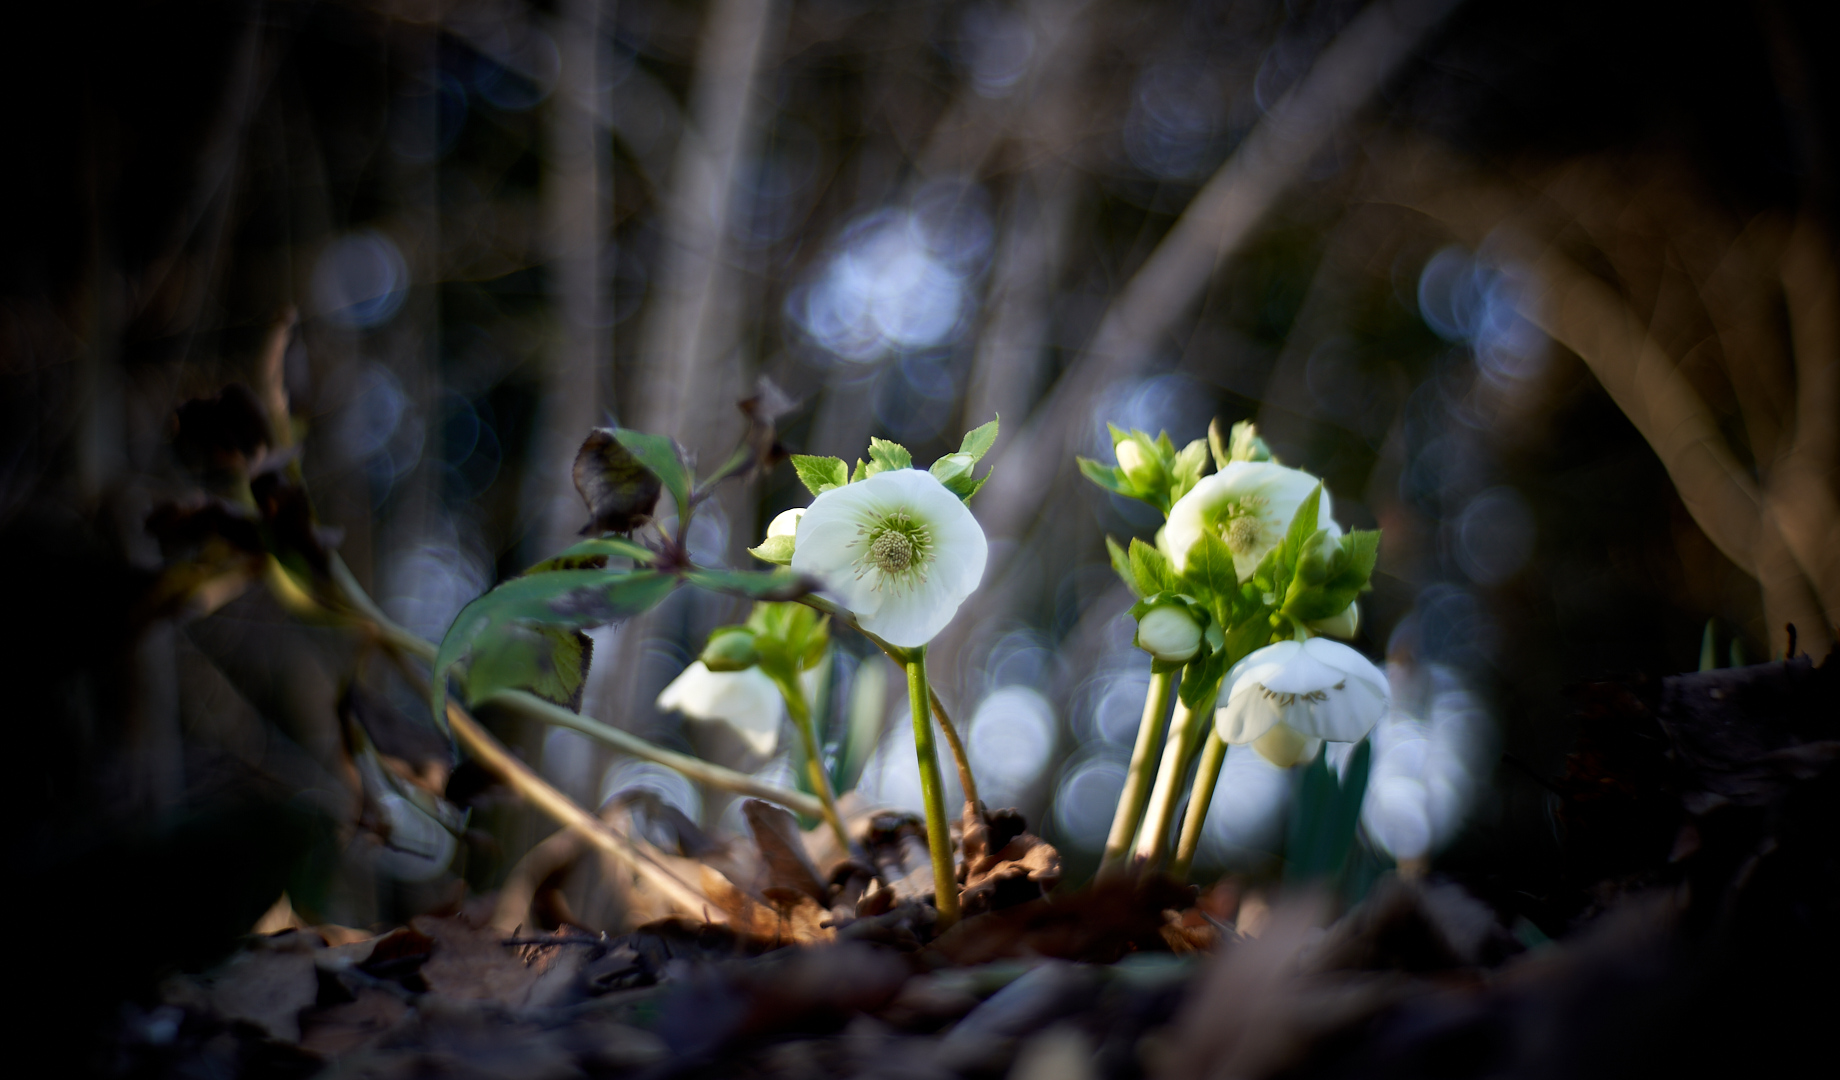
[799,593,979,807]
[770,670,855,855]
[1169,729,1228,880]
[1132,691,1211,868]
[1099,667,1176,875]
[906,647,961,928]
[328,555,827,819]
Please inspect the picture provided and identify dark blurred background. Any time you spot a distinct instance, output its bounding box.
[4,0,1837,1012]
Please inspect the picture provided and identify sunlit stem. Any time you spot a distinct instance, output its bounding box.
[770,670,854,856]
[1170,729,1229,880]
[1099,667,1176,875]
[905,647,961,928]
[1132,689,1213,868]
[799,593,980,807]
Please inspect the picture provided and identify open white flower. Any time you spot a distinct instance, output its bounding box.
[790,468,987,648]
[656,661,784,755]
[1164,462,1327,580]
[1215,638,1387,767]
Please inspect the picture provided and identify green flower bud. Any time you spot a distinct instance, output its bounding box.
[1115,439,1164,492]
[1136,604,1202,663]
[700,628,759,672]
[1309,602,1360,640]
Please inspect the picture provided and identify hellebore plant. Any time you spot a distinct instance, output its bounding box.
[751,426,998,923]
[1081,419,1386,880]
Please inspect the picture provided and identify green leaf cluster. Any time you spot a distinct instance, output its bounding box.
[784,419,999,507]
[1286,739,1372,883]
[1077,425,1210,516]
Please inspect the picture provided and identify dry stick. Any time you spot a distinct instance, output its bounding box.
[966,0,1468,574]
[1099,668,1176,875]
[328,557,827,819]
[1133,691,1213,869]
[1170,730,1229,880]
[445,702,717,920]
[929,688,979,808]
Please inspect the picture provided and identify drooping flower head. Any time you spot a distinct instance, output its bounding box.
[790,468,987,648]
[1164,461,1328,580]
[1215,638,1387,767]
[656,661,784,756]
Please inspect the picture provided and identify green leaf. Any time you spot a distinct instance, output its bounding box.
[466,624,593,709]
[1107,422,1130,447]
[1178,654,1228,710]
[1287,739,1372,883]
[1106,535,1138,597]
[1129,538,1178,598]
[865,437,912,475]
[1222,613,1274,667]
[430,569,678,731]
[1181,529,1240,605]
[684,567,816,602]
[1077,457,1131,496]
[850,458,868,483]
[1282,528,1380,621]
[524,536,657,574]
[613,429,692,521]
[957,417,999,461]
[792,455,850,496]
[572,428,664,534]
[747,535,797,565]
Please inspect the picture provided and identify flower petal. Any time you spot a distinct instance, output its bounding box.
[655,662,784,755]
[1216,679,1283,744]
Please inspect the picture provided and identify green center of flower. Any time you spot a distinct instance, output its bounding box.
[1226,515,1263,555]
[858,511,933,588]
[1206,495,1269,556]
[870,530,916,573]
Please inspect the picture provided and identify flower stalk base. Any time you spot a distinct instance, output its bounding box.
[905,648,961,928]
[1100,668,1176,875]
[1170,729,1229,879]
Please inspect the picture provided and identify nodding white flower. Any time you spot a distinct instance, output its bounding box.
[657,661,784,756]
[1165,462,1328,580]
[767,507,805,539]
[790,468,987,648]
[1136,604,1202,662]
[1215,638,1387,767]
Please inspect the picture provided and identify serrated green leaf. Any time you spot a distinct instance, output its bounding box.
[1077,457,1131,496]
[1181,529,1241,604]
[685,567,815,601]
[792,454,850,496]
[1129,538,1178,598]
[1222,612,1274,666]
[466,624,593,709]
[1154,430,1176,457]
[1283,528,1381,621]
[524,536,657,574]
[612,429,692,521]
[957,417,999,461]
[850,458,868,483]
[1106,535,1138,597]
[1178,653,1228,710]
[866,438,912,475]
[430,570,678,732]
[747,535,797,565]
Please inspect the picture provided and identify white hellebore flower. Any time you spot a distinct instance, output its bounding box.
[656,661,784,756]
[1164,461,1328,580]
[790,468,987,648]
[1215,638,1388,768]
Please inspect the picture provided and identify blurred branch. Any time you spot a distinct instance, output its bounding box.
[636,0,785,443]
[1772,217,1840,630]
[973,0,1466,548]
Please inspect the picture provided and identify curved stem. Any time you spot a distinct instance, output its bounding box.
[771,670,854,855]
[1100,667,1175,876]
[800,593,981,809]
[1170,729,1228,879]
[331,555,827,819]
[906,648,961,928]
[928,688,978,807]
[1133,691,1210,868]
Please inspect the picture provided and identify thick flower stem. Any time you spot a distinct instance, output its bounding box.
[905,648,962,928]
[1099,667,1176,875]
[1169,729,1229,879]
[1133,690,1212,868]
[772,671,855,856]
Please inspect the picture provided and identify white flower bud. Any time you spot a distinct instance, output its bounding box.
[767,507,805,539]
[1114,439,1162,489]
[1136,605,1202,662]
[1309,602,1360,640]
